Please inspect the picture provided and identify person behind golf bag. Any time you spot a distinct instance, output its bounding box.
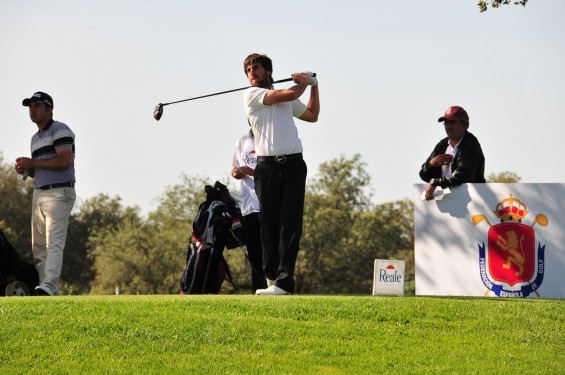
[180,181,245,294]
[231,129,267,293]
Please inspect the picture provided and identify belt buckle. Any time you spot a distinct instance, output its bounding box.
[275,155,287,164]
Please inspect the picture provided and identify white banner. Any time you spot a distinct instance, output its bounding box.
[414,183,565,298]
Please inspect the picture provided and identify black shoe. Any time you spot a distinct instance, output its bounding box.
[34,287,52,296]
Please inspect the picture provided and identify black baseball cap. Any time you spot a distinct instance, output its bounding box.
[22,92,54,108]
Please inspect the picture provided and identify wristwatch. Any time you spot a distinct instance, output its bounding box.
[430,178,437,187]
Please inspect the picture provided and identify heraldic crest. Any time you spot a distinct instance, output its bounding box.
[472,194,548,297]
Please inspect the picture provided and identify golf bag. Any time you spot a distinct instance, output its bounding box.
[180,181,246,294]
[0,228,39,296]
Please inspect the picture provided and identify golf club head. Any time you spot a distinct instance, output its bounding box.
[153,104,163,121]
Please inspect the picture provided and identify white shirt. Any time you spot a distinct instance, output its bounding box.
[442,136,464,177]
[232,130,260,216]
[243,86,307,156]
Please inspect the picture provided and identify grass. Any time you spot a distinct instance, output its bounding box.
[0,295,563,374]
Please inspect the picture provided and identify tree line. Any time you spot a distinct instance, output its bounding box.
[478,0,528,12]
[1,152,518,295]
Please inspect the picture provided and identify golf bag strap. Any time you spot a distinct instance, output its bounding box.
[222,257,237,291]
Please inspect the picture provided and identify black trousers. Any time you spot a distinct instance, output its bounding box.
[241,212,267,292]
[254,158,307,293]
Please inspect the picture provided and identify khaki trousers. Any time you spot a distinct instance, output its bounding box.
[31,187,76,295]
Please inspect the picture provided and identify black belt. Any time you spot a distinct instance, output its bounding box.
[38,182,75,190]
[257,153,303,164]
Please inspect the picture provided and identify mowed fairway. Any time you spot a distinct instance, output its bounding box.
[1,295,563,374]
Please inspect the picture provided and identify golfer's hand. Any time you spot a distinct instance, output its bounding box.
[291,73,309,86]
[302,71,318,86]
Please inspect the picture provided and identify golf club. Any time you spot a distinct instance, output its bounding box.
[153,73,316,121]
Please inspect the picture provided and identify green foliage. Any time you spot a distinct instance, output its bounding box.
[0,153,34,261]
[299,154,414,294]
[487,171,522,183]
[147,173,211,227]
[311,153,373,211]
[348,200,415,293]
[1,296,564,373]
[1,154,416,295]
[89,174,215,295]
[62,194,127,294]
[478,0,528,13]
[90,210,161,294]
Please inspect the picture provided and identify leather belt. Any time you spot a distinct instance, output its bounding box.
[38,182,75,190]
[257,153,303,164]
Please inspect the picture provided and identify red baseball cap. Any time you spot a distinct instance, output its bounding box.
[438,106,468,123]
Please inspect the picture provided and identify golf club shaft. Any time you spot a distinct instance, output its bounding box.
[154,73,316,120]
[162,77,293,107]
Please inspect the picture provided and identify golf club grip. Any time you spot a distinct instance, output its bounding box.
[273,73,316,84]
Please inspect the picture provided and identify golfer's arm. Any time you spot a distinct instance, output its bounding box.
[263,82,308,105]
[299,85,319,123]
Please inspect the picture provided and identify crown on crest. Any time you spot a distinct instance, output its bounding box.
[494,194,528,222]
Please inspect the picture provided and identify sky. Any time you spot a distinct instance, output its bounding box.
[1,1,564,215]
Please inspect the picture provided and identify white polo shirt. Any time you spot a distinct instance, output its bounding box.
[243,87,307,156]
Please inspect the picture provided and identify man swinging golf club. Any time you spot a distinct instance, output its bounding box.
[242,53,320,295]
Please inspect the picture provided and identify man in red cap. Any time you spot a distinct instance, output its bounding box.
[419,105,485,200]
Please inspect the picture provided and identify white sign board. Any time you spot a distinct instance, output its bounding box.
[414,183,565,298]
[373,259,405,296]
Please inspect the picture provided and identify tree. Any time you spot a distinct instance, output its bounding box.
[311,153,373,211]
[62,194,127,294]
[348,199,414,293]
[478,0,528,13]
[2,153,418,295]
[147,173,212,228]
[487,171,521,183]
[89,208,157,294]
[0,153,34,261]
[297,154,414,294]
[89,174,214,294]
[297,155,370,292]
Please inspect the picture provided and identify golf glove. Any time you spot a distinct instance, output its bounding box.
[302,71,318,86]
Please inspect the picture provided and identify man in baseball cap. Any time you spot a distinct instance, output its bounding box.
[22,91,54,108]
[15,90,75,296]
[419,105,485,201]
[437,105,468,123]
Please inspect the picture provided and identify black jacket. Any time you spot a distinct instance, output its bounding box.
[419,131,485,188]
